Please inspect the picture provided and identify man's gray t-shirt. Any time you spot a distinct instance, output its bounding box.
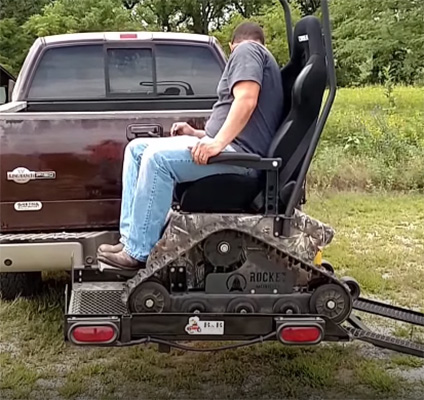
[205,41,283,157]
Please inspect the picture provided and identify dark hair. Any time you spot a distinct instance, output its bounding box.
[231,22,265,45]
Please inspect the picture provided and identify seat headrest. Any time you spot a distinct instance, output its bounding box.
[291,16,325,64]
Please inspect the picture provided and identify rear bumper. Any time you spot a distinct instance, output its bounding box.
[65,284,351,348]
[0,242,84,272]
[65,313,351,348]
[0,231,119,272]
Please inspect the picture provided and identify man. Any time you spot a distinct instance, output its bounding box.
[97,22,283,270]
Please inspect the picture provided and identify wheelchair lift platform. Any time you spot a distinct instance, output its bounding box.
[65,275,424,357]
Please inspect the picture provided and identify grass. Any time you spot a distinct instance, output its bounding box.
[309,86,424,191]
[354,360,399,394]
[390,355,424,369]
[1,191,423,399]
[305,191,424,307]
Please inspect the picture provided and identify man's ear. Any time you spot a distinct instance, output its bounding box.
[229,42,235,52]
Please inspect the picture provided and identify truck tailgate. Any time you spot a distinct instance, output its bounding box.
[0,110,210,232]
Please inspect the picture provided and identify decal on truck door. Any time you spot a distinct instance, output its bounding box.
[7,167,56,184]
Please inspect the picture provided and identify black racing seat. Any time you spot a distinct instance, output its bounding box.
[174,16,327,213]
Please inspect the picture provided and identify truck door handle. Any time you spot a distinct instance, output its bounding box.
[126,124,163,141]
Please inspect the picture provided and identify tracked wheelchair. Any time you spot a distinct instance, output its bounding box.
[66,1,365,351]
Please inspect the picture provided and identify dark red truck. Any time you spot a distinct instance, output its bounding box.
[0,31,226,298]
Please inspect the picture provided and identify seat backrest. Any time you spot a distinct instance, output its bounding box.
[267,16,327,188]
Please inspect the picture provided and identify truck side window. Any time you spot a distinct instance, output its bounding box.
[28,45,105,100]
[107,48,153,94]
[155,45,222,96]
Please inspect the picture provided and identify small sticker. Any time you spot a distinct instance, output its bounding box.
[14,201,43,211]
[7,167,56,184]
[298,34,309,42]
[185,316,224,335]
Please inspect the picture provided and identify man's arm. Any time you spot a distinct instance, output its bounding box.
[191,80,260,164]
[214,81,260,148]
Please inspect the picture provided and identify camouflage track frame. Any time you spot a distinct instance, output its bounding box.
[122,210,336,303]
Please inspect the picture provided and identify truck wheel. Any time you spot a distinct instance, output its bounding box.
[0,272,43,300]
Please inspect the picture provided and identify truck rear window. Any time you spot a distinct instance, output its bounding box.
[28,43,223,100]
[28,45,105,99]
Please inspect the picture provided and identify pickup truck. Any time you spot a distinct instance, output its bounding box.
[0,31,227,299]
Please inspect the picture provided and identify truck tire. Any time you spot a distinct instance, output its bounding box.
[0,272,43,300]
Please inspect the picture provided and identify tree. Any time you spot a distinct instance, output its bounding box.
[330,0,424,86]
[0,0,52,24]
[24,0,140,37]
[131,0,185,32]
[290,0,320,16]
[231,0,273,18]
[0,18,32,74]
[213,0,301,65]
[125,0,274,34]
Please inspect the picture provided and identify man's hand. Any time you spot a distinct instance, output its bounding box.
[170,122,195,136]
[170,122,206,138]
[190,138,225,165]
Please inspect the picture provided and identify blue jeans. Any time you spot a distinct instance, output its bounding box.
[119,135,253,262]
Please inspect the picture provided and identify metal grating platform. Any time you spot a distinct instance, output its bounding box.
[69,289,128,315]
[0,231,111,243]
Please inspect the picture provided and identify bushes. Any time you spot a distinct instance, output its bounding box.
[309,86,424,191]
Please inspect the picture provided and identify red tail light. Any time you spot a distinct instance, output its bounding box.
[70,325,117,344]
[278,325,322,344]
[120,33,137,39]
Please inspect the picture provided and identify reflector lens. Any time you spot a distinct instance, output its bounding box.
[120,33,137,39]
[280,326,322,343]
[72,326,116,343]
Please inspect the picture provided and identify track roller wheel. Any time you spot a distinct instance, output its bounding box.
[321,259,334,274]
[183,300,207,314]
[309,284,352,324]
[273,299,301,315]
[128,281,170,313]
[227,298,257,314]
[341,276,361,300]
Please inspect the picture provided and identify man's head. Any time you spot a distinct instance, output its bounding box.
[230,22,265,52]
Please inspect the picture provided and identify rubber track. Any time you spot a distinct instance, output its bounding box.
[126,231,353,311]
[346,327,424,358]
[353,298,424,327]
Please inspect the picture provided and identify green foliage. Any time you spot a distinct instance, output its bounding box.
[0,0,51,24]
[125,1,273,33]
[330,0,424,86]
[0,18,32,75]
[0,0,423,87]
[309,86,424,191]
[213,0,301,65]
[290,0,321,16]
[24,0,140,37]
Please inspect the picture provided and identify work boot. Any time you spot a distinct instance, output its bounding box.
[98,242,124,254]
[97,250,144,270]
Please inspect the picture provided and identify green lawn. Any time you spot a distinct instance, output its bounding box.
[309,86,424,191]
[1,192,423,399]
